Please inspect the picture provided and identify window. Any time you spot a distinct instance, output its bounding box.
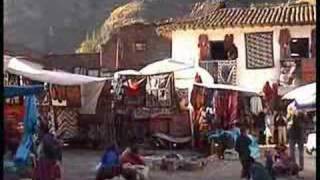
[290,38,309,58]
[209,41,226,60]
[134,42,146,51]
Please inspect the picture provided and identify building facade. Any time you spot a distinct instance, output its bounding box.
[158,2,316,92]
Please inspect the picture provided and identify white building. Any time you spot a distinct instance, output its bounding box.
[158,2,316,92]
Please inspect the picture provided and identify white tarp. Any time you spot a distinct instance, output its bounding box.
[282,83,316,100]
[4,56,110,114]
[5,57,108,85]
[139,58,214,89]
[283,83,316,111]
[193,82,260,96]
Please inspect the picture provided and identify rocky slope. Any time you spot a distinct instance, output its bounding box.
[4,0,291,54]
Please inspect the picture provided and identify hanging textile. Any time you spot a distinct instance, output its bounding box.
[4,85,44,98]
[146,72,174,108]
[198,34,210,61]
[279,29,291,59]
[215,90,239,129]
[121,75,146,106]
[245,32,274,69]
[14,95,38,165]
[250,96,263,115]
[51,85,81,107]
[65,86,81,107]
[55,108,79,140]
[217,60,237,85]
[311,28,316,58]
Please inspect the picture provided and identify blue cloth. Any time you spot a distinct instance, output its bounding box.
[4,85,44,98]
[14,95,38,166]
[248,135,260,159]
[100,146,120,168]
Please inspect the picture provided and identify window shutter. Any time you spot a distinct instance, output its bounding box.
[311,28,316,58]
[198,34,209,60]
[279,29,291,59]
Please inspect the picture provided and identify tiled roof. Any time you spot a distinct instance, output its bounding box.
[158,3,316,32]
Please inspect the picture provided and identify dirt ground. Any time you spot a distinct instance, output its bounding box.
[61,149,316,180]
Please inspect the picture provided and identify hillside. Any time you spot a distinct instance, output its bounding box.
[4,0,291,54]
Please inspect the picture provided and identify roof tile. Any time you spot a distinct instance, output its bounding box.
[159,3,315,31]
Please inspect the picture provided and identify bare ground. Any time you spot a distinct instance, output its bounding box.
[62,149,316,180]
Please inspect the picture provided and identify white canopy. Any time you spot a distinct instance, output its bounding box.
[282,83,316,111]
[5,57,109,85]
[193,82,260,96]
[282,83,315,101]
[4,56,110,114]
[139,58,214,89]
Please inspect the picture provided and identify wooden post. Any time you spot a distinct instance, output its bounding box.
[116,37,120,70]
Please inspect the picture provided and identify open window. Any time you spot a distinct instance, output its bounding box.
[209,41,226,60]
[290,38,309,58]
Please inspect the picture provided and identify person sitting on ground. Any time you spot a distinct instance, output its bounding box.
[120,145,149,180]
[250,157,273,180]
[272,144,299,176]
[95,144,121,180]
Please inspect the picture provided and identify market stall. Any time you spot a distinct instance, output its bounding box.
[4,56,113,148]
[189,82,260,150]
[4,85,44,179]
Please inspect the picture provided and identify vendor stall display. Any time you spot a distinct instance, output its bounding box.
[4,85,44,179]
[4,56,114,148]
[190,82,259,150]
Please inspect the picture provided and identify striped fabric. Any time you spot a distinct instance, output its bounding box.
[245,32,274,69]
[55,108,79,140]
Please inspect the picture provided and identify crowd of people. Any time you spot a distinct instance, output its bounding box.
[234,105,309,180]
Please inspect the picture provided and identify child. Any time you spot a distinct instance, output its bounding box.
[235,126,252,180]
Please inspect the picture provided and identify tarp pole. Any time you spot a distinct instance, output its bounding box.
[48,84,58,135]
[189,107,195,149]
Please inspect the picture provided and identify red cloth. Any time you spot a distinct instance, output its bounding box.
[120,153,145,166]
[263,82,273,103]
[195,73,203,83]
[272,83,278,97]
[215,91,239,129]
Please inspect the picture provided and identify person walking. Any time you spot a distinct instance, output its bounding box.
[287,110,305,172]
[235,126,252,180]
[275,111,287,144]
[265,109,274,145]
[33,123,62,180]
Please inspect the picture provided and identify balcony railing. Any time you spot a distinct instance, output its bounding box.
[199,59,237,85]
